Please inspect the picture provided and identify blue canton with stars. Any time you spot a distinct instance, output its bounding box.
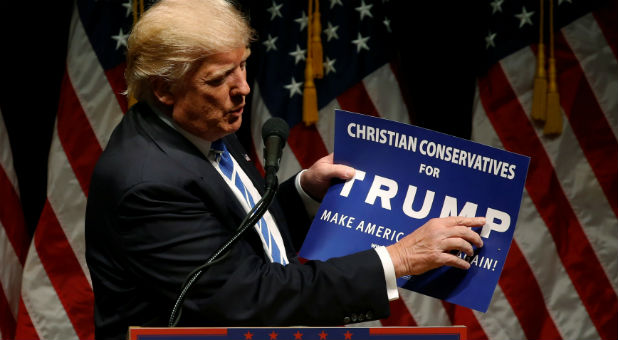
[76,0,134,70]
[252,0,397,128]
[480,0,604,72]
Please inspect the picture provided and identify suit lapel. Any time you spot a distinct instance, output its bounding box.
[133,104,246,231]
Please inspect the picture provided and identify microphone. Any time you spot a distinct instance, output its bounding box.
[262,117,289,188]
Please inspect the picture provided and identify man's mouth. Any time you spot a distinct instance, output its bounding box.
[229,105,244,115]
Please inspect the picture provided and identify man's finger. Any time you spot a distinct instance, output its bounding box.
[331,164,355,180]
[442,216,486,228]
[442,238,475,257]
[441,253,472,270]
[449,225,484,248]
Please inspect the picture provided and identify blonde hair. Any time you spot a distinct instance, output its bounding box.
[125,0,255,102]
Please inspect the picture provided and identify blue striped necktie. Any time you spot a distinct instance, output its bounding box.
[211,140,287,264]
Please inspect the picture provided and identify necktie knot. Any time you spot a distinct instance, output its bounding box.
[211,139,230,164]
[211,139,226,154]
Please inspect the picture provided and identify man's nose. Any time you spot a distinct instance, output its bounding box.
[231,73,250,97]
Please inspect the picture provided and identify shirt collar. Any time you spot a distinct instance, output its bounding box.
[149,103,213,158]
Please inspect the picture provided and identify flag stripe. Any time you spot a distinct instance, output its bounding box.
[1,110,26,340]
[380,299,417,326]
[498,46,618,296]
[314,64,410,156]
[0,221,22,316]
[0,171,28,265]
[441,303,488,340]
[315,98,340,153]
[66,5,124,148]
[249,81,273,175]
[555,31,618,219]
[19,249,78,340]
[0,167,27,265]
[387,62,413,121]
[562,13,618,140]
[499,242,562,339]
[396,291,451,327]
[592,0,618,59]
[0,115,20,192]
[56,72,103,196]
[478,64,618,340]
[0,282,15,339]
[336,82,380,117]
[14,298,39,340]
[0,111,28,274]
[516,193,601,339]
[363,63,411,124]
[474,287,527,340]
[45,128,92,290]
[287,123,330,169]
[34,201,94,340]
[472,89,601,340]
[250,82,302,181]
[104,65,129,114]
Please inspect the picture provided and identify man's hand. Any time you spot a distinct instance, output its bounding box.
[300,153,355,201]
[387,216,485,277]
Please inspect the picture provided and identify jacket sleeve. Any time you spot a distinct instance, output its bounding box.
[114,180,391,327]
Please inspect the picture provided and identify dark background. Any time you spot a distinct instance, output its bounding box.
[0,1,485,234]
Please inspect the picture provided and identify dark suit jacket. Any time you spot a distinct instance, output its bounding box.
[85,102,390,339]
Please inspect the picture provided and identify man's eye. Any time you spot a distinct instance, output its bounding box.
[206,77,225,86]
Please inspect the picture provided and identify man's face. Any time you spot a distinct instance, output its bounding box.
[169,47,251,141]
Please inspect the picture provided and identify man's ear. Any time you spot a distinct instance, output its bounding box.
[151,78,175,106]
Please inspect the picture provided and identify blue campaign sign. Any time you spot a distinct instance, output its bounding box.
[299,110,530,312]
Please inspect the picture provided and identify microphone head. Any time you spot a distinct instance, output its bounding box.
[262,117,290,144]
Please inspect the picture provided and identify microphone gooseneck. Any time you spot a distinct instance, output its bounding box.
[168,185,277,327]
[168,118,289,327]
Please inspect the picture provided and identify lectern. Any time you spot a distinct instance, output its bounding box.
[128,326,467,340]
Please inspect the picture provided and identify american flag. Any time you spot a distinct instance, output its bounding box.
[0,108,29,340]
[10,0,129,338]
[470,0,617,339]
[249,1,617,340]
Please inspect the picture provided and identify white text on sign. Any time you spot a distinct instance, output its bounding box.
[339,170,510,238]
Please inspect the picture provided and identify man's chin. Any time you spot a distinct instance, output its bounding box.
[224,116,242,133]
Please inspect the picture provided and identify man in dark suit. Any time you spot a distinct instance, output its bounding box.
[85,0,485,339]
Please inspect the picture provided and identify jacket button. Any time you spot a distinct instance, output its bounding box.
[365,311,374,320]
[351,313,358,322]
[343,316,351,324]
[358,313,365,321]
